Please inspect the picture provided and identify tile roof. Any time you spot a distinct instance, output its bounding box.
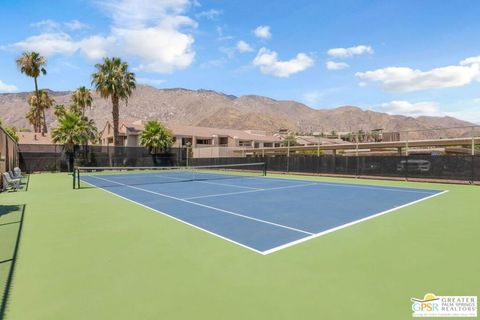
[18,132,55,144]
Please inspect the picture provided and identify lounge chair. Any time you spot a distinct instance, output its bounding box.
[9,167,24,179]
[2,172,21,191]
[13,167,24,179]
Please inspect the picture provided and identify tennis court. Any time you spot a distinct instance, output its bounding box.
[77,163,446,254]
[2,171,479,320]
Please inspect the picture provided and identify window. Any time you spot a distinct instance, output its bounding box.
[196,139,212,145]
[182,137,193,146]
[239,140,252,147]
[219,137,228,145]
[264,143,273,148]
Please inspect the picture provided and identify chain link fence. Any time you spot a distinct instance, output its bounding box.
[18,144,187,173]
[189,155,480,183]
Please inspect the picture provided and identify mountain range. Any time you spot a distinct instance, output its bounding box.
[0,85,475,139]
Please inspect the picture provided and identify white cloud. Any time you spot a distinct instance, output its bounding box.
[6,0,198,73]
[326,61,349,70]
[77,35,116,60]
[30,19,60,31]
[98,0,197,72]
[236,40,253,53]
[327,45,373,58]
[0,80,18,93]
[445,108,480,124]
[7,32,78,56]
[196,9,222,20]
[303,91,324,107]
[97,0,192,28]
[31,19,90,32]
[216,26,234,41]
[378,100,480,123]
[219,46,235,58]
[379,100,440,117]
[252,47,314,77]
[64,20,90,31]
[6,32,114,60]
[114,20,196,73]
[136,77,166,86]
[356,57,480,92]
[254,25,271,39]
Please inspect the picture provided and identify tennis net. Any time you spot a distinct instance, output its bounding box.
[74,162,266,189]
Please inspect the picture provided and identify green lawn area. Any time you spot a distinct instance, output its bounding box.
[0,173,479,319]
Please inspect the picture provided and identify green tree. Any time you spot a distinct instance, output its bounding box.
[52,111,97,150]
[71,86,93,117]
[4,127,19,142]
[54,104,67,118]
[283,134,298,147]
[27,90,54,133]
[16,51,48,133]
[52,111,97,171]
[140,120,173,153]
[91,57,136,146]
[26,102,41,132]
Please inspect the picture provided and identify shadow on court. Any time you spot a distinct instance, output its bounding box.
[0,204,26,319]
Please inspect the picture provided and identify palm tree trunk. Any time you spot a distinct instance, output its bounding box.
[42,108,48,134]
[112,95,120,146]
[34,77,41,133]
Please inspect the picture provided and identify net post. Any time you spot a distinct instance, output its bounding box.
[77,168,80,189]
[73,167,76,189]
[263,162,267,176]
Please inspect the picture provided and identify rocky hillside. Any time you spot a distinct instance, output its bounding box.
[0,85,475,139]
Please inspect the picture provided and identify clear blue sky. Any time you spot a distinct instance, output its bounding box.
[1,0,480,123]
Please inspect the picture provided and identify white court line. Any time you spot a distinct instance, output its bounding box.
[184,183,318,200]
[80,176,448,255]
[247,175,441,194]
[261,190,449,255]
[80,179,266,255]
[89,176,313,236]
[153,174,262,190]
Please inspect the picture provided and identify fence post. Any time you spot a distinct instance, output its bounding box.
[317,135,320,157]
[287,140,290,173]
[472,126,475,184]
[356,133,359,178]
[472,126,475,156]
[405,131,409,156]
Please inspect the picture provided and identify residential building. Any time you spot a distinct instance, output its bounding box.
[99,120,283,157]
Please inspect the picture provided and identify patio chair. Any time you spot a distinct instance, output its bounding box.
[13,167,24,179]
[2,172,21,192]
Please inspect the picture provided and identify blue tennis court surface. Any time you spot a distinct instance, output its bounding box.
[81,171,446,254]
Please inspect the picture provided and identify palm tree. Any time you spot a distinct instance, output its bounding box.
[25,104,41,132]
[71,86,93,118]
[91,57,136,146]
[16,51,48,133]
[28,90,54,132]
[140,121,173,166]
[52,111,98,171]
[54,104,66,118]
[140,120,173,153]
